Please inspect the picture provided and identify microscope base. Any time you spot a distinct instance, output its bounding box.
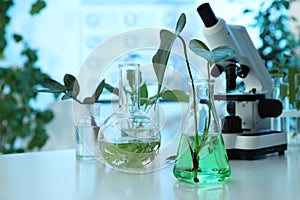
[223,131,287,160]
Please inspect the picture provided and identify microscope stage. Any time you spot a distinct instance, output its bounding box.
[223,131,287,159]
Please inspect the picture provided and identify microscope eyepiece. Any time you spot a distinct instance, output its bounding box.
[197,3,218,28]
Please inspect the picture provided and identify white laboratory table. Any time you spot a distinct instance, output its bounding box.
[0,146,299,200]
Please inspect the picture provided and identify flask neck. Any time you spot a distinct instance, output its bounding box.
[118,64,140,113]
[188,79,214,107]
[188,79,220,133]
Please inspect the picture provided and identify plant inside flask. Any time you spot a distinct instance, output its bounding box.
[98,63,161,170]
[153,13,234,183]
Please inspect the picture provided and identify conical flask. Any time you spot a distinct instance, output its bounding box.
[173,79,231,184]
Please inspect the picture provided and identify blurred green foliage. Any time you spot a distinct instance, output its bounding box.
[243,0,300,109]
[0,0,55,153]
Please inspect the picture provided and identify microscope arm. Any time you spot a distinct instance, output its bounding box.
[198,4,272,98]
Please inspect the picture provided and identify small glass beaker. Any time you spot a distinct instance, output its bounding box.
[73,102,101,160]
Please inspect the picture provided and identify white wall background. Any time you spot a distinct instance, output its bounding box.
[4,0,261,86]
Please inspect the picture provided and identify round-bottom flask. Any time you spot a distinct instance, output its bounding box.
[98,63,161,172]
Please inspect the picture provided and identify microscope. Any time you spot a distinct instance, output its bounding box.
[197,3,287,159]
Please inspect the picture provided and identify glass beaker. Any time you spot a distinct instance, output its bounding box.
[73,102,101,160]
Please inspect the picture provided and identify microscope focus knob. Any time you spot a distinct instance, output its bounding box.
[222,115,242,133]
[258,99,283,118]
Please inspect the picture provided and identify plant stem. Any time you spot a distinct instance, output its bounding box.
[205,62,212,135]
[179,35,199,182]
[178,36,198,140]
[74,98,99,140]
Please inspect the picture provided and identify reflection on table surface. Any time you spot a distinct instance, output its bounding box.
[0,146,299,200]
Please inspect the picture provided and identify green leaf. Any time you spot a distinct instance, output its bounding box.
[30,0,46,15]
[63,74,77,91]
[160,89,189,102]
[72,78,80,98]
[93,79,105,101]
[100,141,159,169]
[139,83,148,99]
[152,29,176,96]
[189,39,235,65]
[280,83,289,100]
[296,99,300,110]
[42,78,66,92]
[82,97,94,104]
[28,128,48,150]
[189,39,210,51]
[36,110,54,124]
[22,47,38,63]
[243,9,253,14]
[61,92,72,101]
[13,34,22,42]
[83,79,105,104]
[127,70,136,92]
[189,39,212,63]
[175,13,186,35]
[211,46,236,63]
